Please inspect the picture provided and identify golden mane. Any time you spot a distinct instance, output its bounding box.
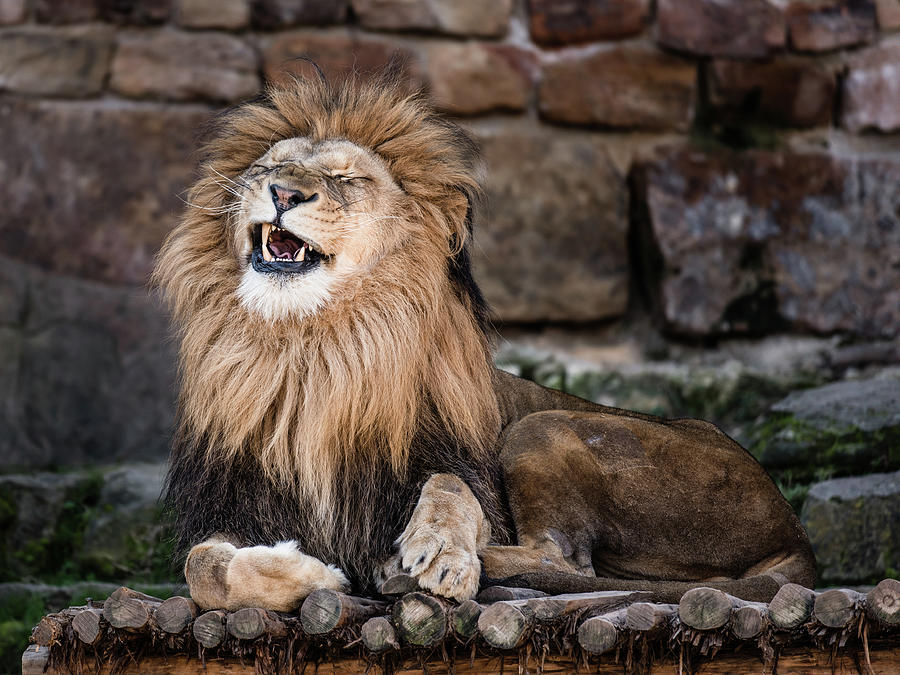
[154,77,500,532]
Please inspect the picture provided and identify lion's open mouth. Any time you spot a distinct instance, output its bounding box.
[250,223,327,275]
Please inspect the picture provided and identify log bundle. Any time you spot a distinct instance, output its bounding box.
[23,578,900,674]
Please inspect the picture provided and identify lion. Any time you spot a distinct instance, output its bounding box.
[154,75,816,612]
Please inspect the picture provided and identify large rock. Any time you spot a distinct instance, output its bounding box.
[351,0,513,37]
[0,98,210,286]
[425,42,534,116]
[249,0,348,28]
[842,37,900,133]
[263,29,422,89]
[656,0,785,58]
[788,0,876,52]
[97,0,171,24]
[0,25,113,97]
[470,121,629,322]
[176,0,249,29]
[0,257,175,472]
[634,149,900,338]
[539,44,695,131]
[527,0,649,45]
[34,0,97,22]
[0,0,25,23]
[802,471,900,584]
[707,58,834,128]
[875,0,900,27]
[111,30,260,103]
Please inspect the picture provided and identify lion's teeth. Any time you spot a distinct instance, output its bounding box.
[261,223,273,262]
[294,246,305,262]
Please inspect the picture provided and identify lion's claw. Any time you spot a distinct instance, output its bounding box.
[398,527,480,601]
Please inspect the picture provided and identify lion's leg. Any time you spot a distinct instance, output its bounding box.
[395,474,490,601]
[185,535,348,612]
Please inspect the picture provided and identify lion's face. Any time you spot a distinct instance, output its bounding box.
[233,137,407,321]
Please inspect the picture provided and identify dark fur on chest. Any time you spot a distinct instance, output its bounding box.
[165,423,511,592]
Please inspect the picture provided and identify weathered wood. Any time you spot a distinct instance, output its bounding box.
[192,610,227,649]
[678,587,732,630]
[226,607,287,640]
[477,586,548,602]
[154,596,198,634]
[379,574,419,596]
[300,590,387,635]
[731,604,767,639]
[392,592,449,647]
[813,588,862,628]
[625,602,677,633]
[31,613,70,647]
[577,609,627,655]
[21,645,49,675]
[451,599,483,639]
[769,583,816,629]
[868,578,900,628]
[477,601,530,650]
[525,590,651,621]
[103,587,159,630]
[361,616,399,653]
[72,608,104,645]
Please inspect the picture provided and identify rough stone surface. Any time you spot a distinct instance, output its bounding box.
[802,470,900,583]
[656,0,785,58]
[0,0,25,24]
[250,0,348,28]
[527,0,649,45]
[263,29,421,89]
[875,0,900,27]
[425,42,535,115]
[842,37,900,133]
[34,0,97,23]
[0,26,113,97]
[708,58,834,128]
[0,99,209,285]
[539,45,695,131]
[635,149,900,338]
[789,0,876,52]
[0,258,175,472]
[470,121,628,322]
[98,0,171,24]
[351,0,513,37]
[111,30,260,103]
[177,0,249,29]
[772,376,900,432]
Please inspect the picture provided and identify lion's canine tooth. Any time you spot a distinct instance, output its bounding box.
[261,223,273,262]
[294,247,305,262]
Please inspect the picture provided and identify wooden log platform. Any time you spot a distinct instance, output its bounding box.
[23,581,900,674]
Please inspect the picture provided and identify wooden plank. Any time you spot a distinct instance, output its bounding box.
[29,643,900,674]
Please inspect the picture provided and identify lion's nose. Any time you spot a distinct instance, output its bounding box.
[270,184,318,211]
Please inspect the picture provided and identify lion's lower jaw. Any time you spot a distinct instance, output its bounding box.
[237,267,333,321]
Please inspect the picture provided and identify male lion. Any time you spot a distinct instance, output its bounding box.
[155,76,815,612]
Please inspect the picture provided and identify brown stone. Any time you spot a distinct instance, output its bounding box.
[250,0,348,28]
[98,0,170,23]
[657,0,785,58]
[177,0,249,29]
[425,42,535,115]
[539,45,695,131]
[111,30,260,103]
[0,25,113,97]
[842,37,900,132]
[0,0,25,24]
[634,148,900,337]
[708,58,835,128]
[875,0,900,27]
[352,0,513,37]
[0,98,210,285]
[34,0,97,23]
[527,0,649,45]
[788,1,876,52]
[470,121,629,323]
[263,30,422,90]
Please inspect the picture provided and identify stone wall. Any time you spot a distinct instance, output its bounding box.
[0,4,899,465]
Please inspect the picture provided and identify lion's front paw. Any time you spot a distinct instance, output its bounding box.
[399,526,481,601]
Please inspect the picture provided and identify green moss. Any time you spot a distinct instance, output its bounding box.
[0,590,52,675]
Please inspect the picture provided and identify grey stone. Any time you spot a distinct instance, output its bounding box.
[470,120,629,323]
[0,0,25,24]
[772,376,900,433]
[352,0,513,37]
[177,0,249,28]
[802,470,900,584]
[842,37,900,133]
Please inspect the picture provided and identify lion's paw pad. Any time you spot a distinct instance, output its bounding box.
[401,534,480,601]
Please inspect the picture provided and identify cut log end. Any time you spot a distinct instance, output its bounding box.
[102,587,156,631]
[732,605,766,639]
[300,590,386,635]
[678,587,732,630]
[868,578,900,627]
[31,617,65,648]
[813,589,860,628]
[451,599,483,639]
[154,596,198,634]
[393,592,448,647]
[477,602,529,650]
[769,583,816,630]
[193,610,227,649]
[577,615,619,655]
[379,574,419,596]
[625,602,677,633]
[361,616,399,653]
[72,608,104,645]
